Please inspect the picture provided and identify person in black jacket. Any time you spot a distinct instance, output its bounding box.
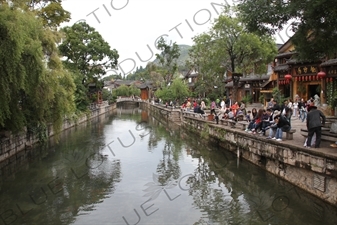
[274,107,292,141]
[306,105,326,148]
[271,100,281,111]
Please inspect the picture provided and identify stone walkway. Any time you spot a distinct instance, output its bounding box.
[244,105,337,159]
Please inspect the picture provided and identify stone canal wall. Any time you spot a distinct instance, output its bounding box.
[0,103,116,165]
[147,103,337,206]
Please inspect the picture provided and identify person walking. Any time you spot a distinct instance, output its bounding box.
[306,105,326,148]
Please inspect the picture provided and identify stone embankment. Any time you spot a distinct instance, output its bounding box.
[147,102,337,206]
[0,102,115,167]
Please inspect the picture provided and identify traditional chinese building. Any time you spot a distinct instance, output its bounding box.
[273,38,333,104]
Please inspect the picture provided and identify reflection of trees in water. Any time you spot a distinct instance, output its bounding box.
[0,116,122,225]
[183,135,337,225]
[146,116,183,186]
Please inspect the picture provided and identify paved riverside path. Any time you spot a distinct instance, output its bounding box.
[243,104,337,159]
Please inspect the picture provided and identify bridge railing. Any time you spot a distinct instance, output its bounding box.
[116,96,144,102]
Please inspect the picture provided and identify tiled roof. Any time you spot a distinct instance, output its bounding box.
[274,64,289,72]
[275,51,296,58]
[321,59,337,66]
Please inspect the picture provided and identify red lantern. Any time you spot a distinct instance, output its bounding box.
[285,74,292,82]
[309,76,311,81]
[302,76,304,81]
[330,78,333,82]
[317,71,326,79]
[326,78,329,82]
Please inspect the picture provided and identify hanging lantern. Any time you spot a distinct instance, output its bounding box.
[317,71,326,79]
[326,78,329,82]
[302,76,304,81]
[330,78,333,82]
[312,76,315,81]
[285,74,292,82]
[309,76,311,81]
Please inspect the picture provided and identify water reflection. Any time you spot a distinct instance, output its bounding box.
[185,137,337,225]
[0,109,336,225]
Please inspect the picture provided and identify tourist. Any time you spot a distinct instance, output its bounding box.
[239,101,246,115]
[266,110,280,139]
[260,108,273,136]
[293,99,298,117]
[306,105,326,148]
[231,101,239,117]
[194,102,205,115]
[186,99,191,112]
[271,99,281,111]
[225,94,233,108]
[200,100,206,110]
[210,99,216,115]
[274,107,292,141]
[220,98,226,110]
[280,99,288,115]
[246,108,264,134]
[267,98,274,109]
[298,98,307,122]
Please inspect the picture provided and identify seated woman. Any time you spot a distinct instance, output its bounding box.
[231,102,240,117]
[274,108,292,141]
[246,109,264,134]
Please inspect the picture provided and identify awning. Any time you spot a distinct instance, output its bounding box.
[260,80,272,88]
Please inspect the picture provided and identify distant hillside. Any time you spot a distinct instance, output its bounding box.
[152,44,191,71]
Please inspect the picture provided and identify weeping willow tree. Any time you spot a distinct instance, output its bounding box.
[0,3,75,140]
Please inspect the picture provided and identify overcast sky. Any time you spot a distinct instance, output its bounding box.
[61,0,291,77]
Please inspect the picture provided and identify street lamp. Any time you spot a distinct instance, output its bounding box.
[232,72,242,102]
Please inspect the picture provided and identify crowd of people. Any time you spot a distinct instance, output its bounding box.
[245,97,326,147]
[179,95,326,148]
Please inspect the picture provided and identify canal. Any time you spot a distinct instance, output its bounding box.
[0,108,337,225]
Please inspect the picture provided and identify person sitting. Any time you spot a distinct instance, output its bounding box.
[274,108,292,141]
[224,108,235,120]
[266,113,279,139]
[246,109,264,134]
[194,103,205,115]
[260,109,273,136]
[246,110,253,122]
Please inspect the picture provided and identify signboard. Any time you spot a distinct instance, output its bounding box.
[244,84,250,89]
[294,65,318,75]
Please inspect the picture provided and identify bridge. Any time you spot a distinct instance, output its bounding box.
[116,97,146,103]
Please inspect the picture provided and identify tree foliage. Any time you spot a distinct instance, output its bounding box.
[154,78,190,103]
[59,22,119,85]
[113,85,140,97]
[0,4,75,134]
[187,11,277,98]
[155,37,180,85]
[237,0,337,59]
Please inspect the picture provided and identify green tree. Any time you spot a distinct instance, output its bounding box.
[155,78,190,103]
[0,4,75,135]
[237,0,337,60]
[188,11,277,99]
[155,37,181,86]
[187,33,226,98]
[58,22,119,85]
[211,13,277,75]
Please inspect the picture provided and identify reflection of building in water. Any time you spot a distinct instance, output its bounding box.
[141,111,148,122]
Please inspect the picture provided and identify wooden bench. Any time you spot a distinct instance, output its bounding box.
[237,121,250,130]
[300,128,337,142]
[285,128,296,140]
